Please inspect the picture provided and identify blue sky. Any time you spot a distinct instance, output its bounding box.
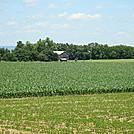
[0,0,134,46]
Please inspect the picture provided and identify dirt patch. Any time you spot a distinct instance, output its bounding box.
[0,126,34,134]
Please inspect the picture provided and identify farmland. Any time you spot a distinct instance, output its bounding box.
[0,61,134,133]
[72,59,134,63]
[0,61,134,98]
[0,93,134,133]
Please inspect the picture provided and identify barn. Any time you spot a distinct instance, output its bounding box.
[53,51,69,61]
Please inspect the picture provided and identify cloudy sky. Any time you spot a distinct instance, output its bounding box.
[0,0,134,46]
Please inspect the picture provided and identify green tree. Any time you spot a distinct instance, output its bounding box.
[13,48,30,61]
[0,48,10,60]
[16,41,24,49]
[29,50,39,61]
[3,53,17,61]
[38,50,58,61]
[38,52,49,61]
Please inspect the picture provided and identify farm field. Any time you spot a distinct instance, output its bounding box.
[0,61,134,98]
[0,93,134,133]
[69,59,134,63]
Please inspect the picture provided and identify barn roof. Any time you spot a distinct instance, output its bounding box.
[53,51,65,55]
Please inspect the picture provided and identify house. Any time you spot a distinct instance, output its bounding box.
[53,51,69,61]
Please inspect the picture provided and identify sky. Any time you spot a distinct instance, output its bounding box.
[0,0,134,46]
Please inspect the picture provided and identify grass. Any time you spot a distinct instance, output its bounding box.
[0,93,134,133]
[69,59,134,63]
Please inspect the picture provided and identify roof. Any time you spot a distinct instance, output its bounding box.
[53,51,65,55]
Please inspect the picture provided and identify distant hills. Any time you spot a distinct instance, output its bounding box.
[0,46,16,50]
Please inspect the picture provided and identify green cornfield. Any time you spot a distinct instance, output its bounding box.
[0,61,134,98]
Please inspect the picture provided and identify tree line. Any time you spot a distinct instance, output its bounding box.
[0,37,134,61]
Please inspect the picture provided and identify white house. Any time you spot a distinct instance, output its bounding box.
[53,51,69,61]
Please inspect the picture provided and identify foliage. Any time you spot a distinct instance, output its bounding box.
[0,62,134,98]
[2,53,17,61]
[0,37,134,61]
[0,48,10,61]
[0,93,133,133]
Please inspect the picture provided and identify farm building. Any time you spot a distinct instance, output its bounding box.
[53,51,69,61]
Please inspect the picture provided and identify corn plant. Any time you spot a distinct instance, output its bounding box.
[0,62,134,98]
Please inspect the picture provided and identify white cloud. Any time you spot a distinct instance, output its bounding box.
[92,31,99,35]
[64,3,72,7]
[15,22,70,35]
[14,31,23,34]
[51,24,59,28]
[68,13,102,20]
[34,22,48,27]
[3,9,10,12]
[94,5,104,9]
[14,29,38,34]
[116,32,131,39]
[0,32,4,36]
[25,3,36,7]
[47,3,72,9]
[25,29,38,33]
[108,16,115,20]
[6,21,18,25]
[24,22,48,29]
[107,30,112,33]
[117,32,126,36]
[24,25,33,29]
[52,23,70,29]
[58,12,68,17]
[23,0,39,7]
[131,14,134,18]
[10,16,16,20]
[47,4,58,9]
[27,13,44,19]
[62,24,70,28]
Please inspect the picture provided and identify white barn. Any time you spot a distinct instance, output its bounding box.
[53,51,69,61]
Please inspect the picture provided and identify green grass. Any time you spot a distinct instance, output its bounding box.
[69,59,134,63]
[0,93,134,133]
[0,61,134,98]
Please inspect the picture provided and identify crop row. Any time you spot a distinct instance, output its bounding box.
[0,62,134,98]
[0,93,134,133]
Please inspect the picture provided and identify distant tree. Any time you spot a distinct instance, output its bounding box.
[25,41,34,51]
[29,50,39,61]
[3,53,17,61]
[0,48,10,57]
[1,37,134,61]
[13,48,30,61]
[16,41,24,49]
[0,48,10,60]
[38,52,49,61]
[36,39,46,53]
[38,50,58,61]
[49,51,58,61]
